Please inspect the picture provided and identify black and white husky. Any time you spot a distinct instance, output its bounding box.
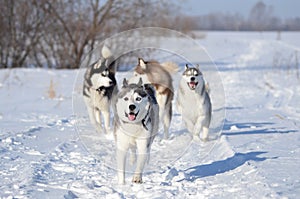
[113,78,159,184]
[177,64,212,141]
[83,45,117,134]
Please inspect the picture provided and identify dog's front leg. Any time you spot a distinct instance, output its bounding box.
[87,106,102,133]
[102,110,111,134]
[132,139,148,183]
[157,94,169,139]
[116,148,127,184]
[116,133,130,184]
[193,116,205,141]
[95,108,101,124]
[86,105,96,124]
[163,103,172,139]
[202,126,209,141]
[184,119,194,135]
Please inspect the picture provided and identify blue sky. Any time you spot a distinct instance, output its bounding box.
[180,0,300,19]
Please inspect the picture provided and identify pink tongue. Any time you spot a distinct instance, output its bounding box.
[128,114,136,121]
[189,82,196,88]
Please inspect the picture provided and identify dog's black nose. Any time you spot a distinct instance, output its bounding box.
[191,77,195,81]
[129,104,136,111]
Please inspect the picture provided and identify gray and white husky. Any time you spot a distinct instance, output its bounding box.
[177,64,212,141]
[83,45,117,134]
[132,58,178,139]
[114,78,159,184]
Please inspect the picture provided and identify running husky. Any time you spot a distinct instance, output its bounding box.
[83,45,117,134]
[114,78,159,184]
[132,58,178,139]
[177,64,212,141]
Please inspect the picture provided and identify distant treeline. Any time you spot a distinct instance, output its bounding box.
[1,0,299,69]
[177,1,300,31]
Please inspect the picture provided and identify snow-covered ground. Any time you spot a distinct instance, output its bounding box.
[0,31,299,198]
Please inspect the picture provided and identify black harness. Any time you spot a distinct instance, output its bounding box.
[141,106,151,131]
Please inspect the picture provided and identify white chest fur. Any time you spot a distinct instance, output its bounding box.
[179,82,206,121]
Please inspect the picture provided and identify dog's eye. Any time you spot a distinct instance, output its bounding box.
[195,73,198,76]
[124,97,129,101]
[136,97,142,101]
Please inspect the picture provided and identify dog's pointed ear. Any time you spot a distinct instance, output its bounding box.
[185,64,189,70]
[94,59,102,69]
[196,64,200,70]
[137,77,143,87]
[122,78,128,88]
[102,45,112,59]
[139,58,146,70]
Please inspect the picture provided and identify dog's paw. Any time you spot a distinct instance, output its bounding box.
[132,175,143,184]
[105,127,113,134]
[118,180,125,185]
[95,125,103,133]
[192,135,201,142]
[105,131,114,140]
[163,132,169,140]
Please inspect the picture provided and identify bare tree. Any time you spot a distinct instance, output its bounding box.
[0,0,46,68]
[0,0,178,69]
[34,0,176,69]
[248,1,273,31]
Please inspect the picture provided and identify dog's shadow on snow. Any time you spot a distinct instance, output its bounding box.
[183,151,275,182]
[222,120,297,135]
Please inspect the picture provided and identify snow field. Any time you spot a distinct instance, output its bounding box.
[0,31,299,198]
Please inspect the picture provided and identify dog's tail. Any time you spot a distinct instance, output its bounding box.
[161,62,179,74]
[101,45,112,59]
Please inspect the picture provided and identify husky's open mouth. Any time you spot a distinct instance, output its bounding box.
[188,81,198,90]
[125,111,139,121]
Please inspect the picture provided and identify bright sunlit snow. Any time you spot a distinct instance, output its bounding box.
[0,31,299,198]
